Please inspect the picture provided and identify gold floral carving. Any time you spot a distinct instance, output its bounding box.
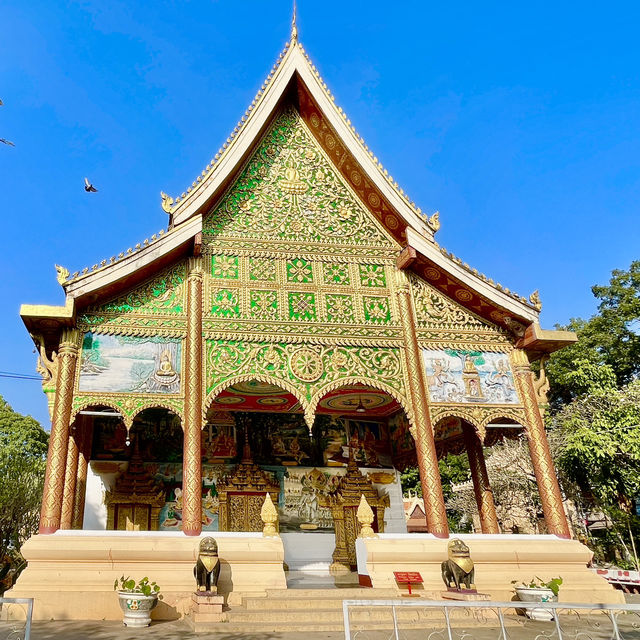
[78,262,187,337]
[70,395,183,429]
[510,349,570,538]
[60,431,80,529]
[182,257,203,536]
[203,106,398,257]
[72,419,92,529]
[40,328,80,534]
[396,271,449,537]
[289,347,324,382]
[204,340,410,432]
[410,273,510,346]
[429,405,528,436]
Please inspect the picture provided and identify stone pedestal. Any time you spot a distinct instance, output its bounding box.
[186,592,226,630]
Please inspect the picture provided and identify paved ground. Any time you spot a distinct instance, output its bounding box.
[1,593,639,639]
[2,614,638,640]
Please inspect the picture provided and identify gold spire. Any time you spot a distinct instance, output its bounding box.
[291,0,298,43]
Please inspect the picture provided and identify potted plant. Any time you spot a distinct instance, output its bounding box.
[114,576,161,627]
[512,576,562,621]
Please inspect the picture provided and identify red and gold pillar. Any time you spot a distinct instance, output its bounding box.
[396,271,449,537]
[39,329,80,534]
[72,417,93,529]
[182,257,203,536]
[511,349,570,538]
[60,425,80,529]
[462,422,500,534]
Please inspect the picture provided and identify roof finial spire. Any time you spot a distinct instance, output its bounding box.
[291,0,298,43]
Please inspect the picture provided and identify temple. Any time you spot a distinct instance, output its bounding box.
[8,23,622,623]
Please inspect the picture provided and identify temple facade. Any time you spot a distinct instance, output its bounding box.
[11,29,620,621]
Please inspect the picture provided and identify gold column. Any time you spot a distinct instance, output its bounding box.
[462,423,500,534]
[39,328,80,534]
[182,257,203,536]
[511,349,571,538]
[60,426,80,529]
[396,270,449,537]
[72,417,93,529]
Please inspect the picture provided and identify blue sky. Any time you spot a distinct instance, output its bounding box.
[1,1,638,426]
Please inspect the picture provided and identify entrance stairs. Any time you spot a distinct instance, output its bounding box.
[219,587,444,633]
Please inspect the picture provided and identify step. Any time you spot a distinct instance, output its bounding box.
[228,606,457,624]
[264,587,399,598]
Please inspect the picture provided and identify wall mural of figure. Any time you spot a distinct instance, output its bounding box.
[79,333,182,394]
[423,349,519,404]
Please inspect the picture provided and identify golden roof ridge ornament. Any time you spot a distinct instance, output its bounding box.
[160,191,174,214]
[291,0,298,43]
[55,264,69,285]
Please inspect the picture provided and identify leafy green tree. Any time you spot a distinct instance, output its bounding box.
[551,365,640,567]
[546,261,640,407]
[0,396,48,593]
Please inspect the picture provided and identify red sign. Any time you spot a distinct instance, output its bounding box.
[393,572,423,595]
[394,572,423,584]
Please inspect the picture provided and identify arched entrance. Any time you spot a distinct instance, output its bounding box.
[79,405,182,531]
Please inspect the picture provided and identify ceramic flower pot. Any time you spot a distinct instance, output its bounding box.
[117,591,158,627]
[514,586,556,621]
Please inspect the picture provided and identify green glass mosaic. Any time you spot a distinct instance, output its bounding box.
[211,255,239,279]
[287,258,313,284]
[363,296,391,324]
[359,264,386,287]
[249,257,276,281]
[211,288,240,317]
[288,292,316,321]
[249,290,278,319]
[326,294,354,324]
[323,264,350,286]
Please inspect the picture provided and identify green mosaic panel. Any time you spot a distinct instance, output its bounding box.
[287,258,313,284]
[211,288,240,317]
[323,264,350,286]
[211,255,239,279]
[359,264,386,287]
[363,296,391,324]
[326,294,354,324]
[288,292,316,321]
[249,290,278,319]
[249,257,276,281]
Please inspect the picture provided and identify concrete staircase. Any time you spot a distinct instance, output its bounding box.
[218,587,445,633]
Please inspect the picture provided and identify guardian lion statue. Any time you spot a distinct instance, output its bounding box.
[441,538,475,591]
[194,537,220,593]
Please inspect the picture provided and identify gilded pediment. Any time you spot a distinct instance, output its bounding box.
[410,273,508,342]
[203,107,398,257]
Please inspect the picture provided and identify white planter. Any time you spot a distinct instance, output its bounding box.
[514,586,556,621]
[117,592,158,627]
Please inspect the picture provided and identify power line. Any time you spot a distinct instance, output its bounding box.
[0,371,41,381]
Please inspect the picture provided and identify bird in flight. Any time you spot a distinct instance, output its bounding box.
[0,138,14,146]
[84,177,98,192]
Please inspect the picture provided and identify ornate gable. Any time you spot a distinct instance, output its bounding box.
[78,261,187,337]
[409,273,511,350]
[203,106,398,258]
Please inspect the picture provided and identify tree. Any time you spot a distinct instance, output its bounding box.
[546,261,640,407]
[0,396,48,593]
[550,367,640,568]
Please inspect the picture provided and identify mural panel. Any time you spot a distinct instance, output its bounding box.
[79,333,182,394]
[423,349,519,404]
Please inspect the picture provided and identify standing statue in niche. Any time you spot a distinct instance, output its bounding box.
[194,537,221,593]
